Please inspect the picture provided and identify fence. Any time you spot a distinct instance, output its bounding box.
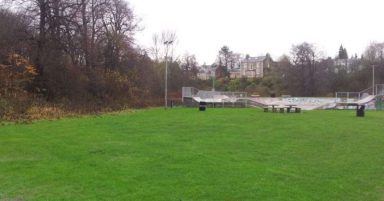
[335,92,361,103]
[376,84,384,95]
[182,87,247,100]
[182,87,248,107]
[335,84,384,103]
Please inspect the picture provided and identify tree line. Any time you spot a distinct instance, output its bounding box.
[0,0,201,120]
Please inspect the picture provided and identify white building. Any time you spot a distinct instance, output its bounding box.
[198,54,274,80]
[197,65,214,80]
[229,68,241,79]
[334,57,360,73]
[240,54,273,78]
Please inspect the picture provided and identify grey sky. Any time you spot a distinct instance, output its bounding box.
[129,0,384,64]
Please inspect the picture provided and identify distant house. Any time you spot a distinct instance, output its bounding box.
[334,56,360,73]
[197,65,214,80]
[240,54,273,78]
[196,54,274,80]
[229,68,241,79]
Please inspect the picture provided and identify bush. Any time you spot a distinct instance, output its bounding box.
[0,98,9,118]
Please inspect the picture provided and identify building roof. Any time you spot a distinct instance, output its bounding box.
[242,56,266,63]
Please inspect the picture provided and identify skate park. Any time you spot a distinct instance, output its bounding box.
[182,84,384,111]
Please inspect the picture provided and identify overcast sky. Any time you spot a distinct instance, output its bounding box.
[128,0,384,64]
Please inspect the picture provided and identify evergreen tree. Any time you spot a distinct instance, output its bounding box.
[338,45,348,59]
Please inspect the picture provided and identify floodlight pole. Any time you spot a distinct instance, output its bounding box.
[372,64,375,95]
[212,66,215,91]
[164,40,173,109]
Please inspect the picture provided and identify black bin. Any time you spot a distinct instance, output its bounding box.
[356,105,365,117]
[199,101,206,111]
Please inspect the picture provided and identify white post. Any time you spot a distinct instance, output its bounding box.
[335,92,337,103]
[165,54,168,109]
[212,67,215,91]
[372,65,375,95]
[164,40,174,110]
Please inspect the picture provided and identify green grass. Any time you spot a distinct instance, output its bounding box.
[1,108,384,201]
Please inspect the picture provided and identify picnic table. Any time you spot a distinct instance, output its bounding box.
[285,104,297,113]
[263,104,279,112]
[264,104,301,113]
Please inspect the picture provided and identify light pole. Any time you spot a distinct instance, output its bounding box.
[164,40,173,109]
[211,66,215,91]
[372,64,375,95]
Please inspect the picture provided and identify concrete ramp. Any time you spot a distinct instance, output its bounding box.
[356,95,376,105]
[192,96,233,103]
[248,97,337,110]
[336,95,376,106]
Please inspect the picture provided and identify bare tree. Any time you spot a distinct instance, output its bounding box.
[364,42,384,63]
[181,53,198,79]
[100,0,138,70]
[150,33,161,62]
[149,30,178,62]
[290,42,319,96]
[217,46,236,70]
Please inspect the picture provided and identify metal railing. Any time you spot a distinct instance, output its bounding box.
[196,90,247,99]
[376,84,384,95]
[182,87,247,99]
[335,92,361,103]
[335,84,384,103]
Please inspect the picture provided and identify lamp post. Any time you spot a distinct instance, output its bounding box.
[372,64,375,95]
[211,66,215,91]
[210,65,216,91]
[164,40,173,109]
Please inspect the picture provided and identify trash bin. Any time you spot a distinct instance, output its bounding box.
[356,105,365,117]
[199,101,206,111]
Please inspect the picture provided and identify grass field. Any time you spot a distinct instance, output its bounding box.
[1,108,384,201]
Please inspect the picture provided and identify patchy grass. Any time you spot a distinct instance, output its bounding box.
[1,108,384,201]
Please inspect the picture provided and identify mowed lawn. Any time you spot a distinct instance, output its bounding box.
[1,108,384,201]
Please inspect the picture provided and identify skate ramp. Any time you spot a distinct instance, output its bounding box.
[248,97,337,110]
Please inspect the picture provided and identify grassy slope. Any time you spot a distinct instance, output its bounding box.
[1,108,384,201]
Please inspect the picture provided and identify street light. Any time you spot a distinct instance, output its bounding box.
[211,66,215,91]
[372,64,375,95]
[164,40,173,109]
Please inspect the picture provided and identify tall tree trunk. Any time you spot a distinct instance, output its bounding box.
[36,0,47,75]
[82,0,90,71]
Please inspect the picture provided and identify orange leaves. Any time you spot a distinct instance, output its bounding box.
[0,53,37,97]
[6,54,37,76]
[25,65,37,76]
